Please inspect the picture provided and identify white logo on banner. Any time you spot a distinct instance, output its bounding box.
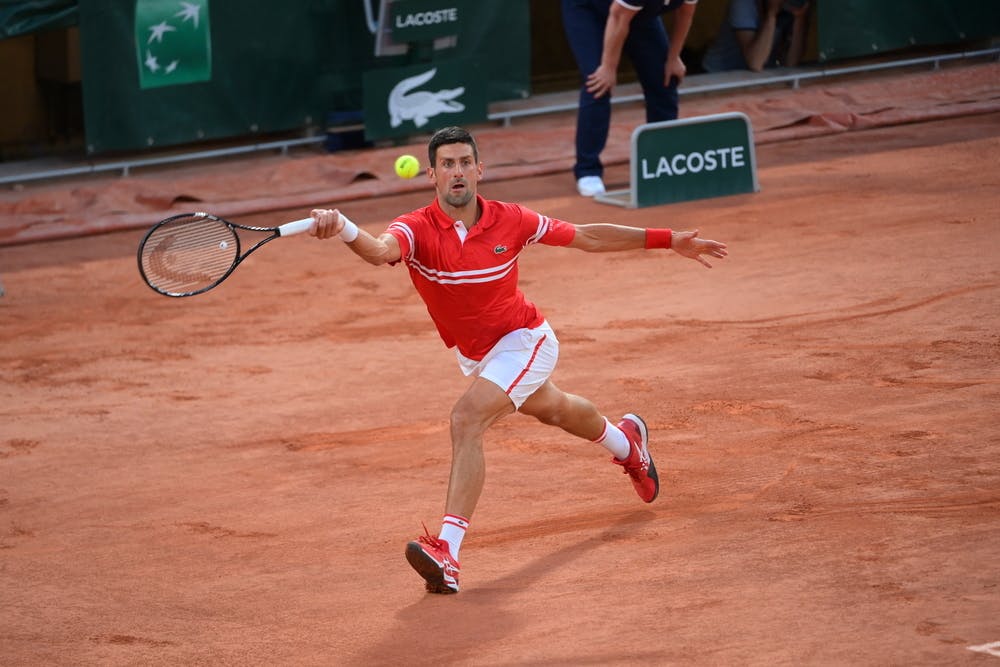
[388,68,465,129]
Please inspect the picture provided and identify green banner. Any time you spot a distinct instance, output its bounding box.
[134,0,211,89]
[78,0,529,154]
[362,59,486,141]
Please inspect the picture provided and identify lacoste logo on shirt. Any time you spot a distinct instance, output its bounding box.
[493,245,508,254]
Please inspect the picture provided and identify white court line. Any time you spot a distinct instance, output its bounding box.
[968,641,1000,658]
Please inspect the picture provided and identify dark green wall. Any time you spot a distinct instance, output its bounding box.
[817,0,1000,61]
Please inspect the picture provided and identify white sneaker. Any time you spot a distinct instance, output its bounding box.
[576,175,606,197]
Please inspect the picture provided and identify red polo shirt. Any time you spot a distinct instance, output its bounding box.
[386,194,576,360]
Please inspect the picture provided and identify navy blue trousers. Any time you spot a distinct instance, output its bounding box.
[561,0,680,179]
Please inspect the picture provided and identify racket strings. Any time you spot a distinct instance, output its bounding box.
[140,217,238,295]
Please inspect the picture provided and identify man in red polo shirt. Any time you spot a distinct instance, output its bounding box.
[308,126,727,594]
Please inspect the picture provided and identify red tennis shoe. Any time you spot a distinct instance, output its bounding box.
[613,413,659,502]
[405,529,460,594]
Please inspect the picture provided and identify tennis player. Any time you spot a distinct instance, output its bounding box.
[308,126,727,594]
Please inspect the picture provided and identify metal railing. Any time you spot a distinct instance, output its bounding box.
[488,46,1000,124]
[1,46,996,186]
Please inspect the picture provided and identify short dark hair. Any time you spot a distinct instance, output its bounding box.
[428,126,478,167]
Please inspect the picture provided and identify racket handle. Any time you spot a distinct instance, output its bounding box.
[278,218,315,236]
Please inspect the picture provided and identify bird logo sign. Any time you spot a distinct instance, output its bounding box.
[134,0,212,89]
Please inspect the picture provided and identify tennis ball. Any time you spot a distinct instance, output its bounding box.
[394,154,420,179]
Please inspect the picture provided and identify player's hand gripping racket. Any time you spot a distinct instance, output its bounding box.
[137,212,313,297]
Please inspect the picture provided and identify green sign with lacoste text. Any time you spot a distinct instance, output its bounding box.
[363,58,486,141]
[390,0,461,43]
[596,113,759,208]
[134,0,212,89]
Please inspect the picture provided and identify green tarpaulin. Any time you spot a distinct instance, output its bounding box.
[0,0,76,39]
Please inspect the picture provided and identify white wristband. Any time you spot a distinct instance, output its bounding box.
[338,213,359,242]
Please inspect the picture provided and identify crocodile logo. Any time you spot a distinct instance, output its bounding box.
[388,68,465,129]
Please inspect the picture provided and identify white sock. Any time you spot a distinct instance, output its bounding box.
[593,417,632,460]
[439,514,469,560]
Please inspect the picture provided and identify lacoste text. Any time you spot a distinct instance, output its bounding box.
[641,146,745,179]
[395,9,459,28]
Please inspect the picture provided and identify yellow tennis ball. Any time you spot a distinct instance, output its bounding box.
[394,154,420,179]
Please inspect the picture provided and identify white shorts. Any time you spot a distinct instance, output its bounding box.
[455,321,559,409]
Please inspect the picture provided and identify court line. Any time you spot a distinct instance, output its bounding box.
[968,641,1000,658]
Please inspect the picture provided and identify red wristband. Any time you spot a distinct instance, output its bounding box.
[644,228,672,249]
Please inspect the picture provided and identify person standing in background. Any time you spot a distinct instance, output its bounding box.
[562,0,699,197]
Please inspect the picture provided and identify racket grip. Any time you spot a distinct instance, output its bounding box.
[278,218,315,236]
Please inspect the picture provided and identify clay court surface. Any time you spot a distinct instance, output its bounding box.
[2,65,999,664]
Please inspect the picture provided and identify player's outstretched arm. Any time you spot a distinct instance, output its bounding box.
[568,223,727,268]
[309,208,401,266]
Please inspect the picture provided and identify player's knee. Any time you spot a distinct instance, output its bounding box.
[449,402,487,440]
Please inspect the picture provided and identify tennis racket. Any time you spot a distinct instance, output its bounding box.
[137,211,313,297]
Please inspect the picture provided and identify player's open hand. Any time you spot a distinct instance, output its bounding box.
[309,208,345,240]
[672,229,728,268]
